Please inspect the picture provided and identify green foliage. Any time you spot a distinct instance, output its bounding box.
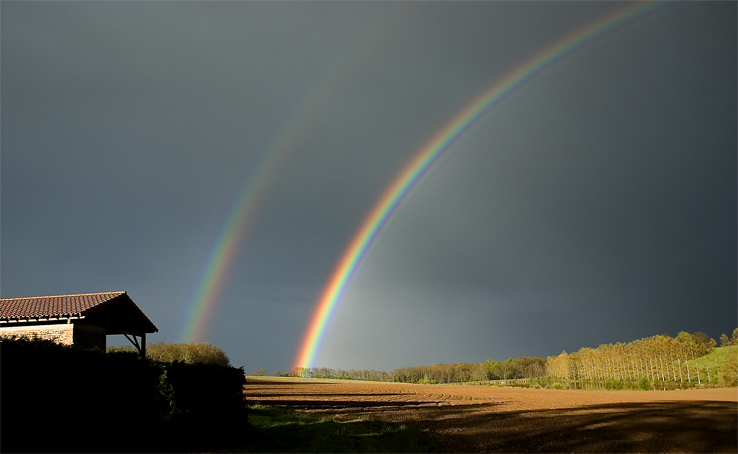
[291,329,737,390]
[108,341,231,366]
[719,333,731,347]
[239,405,437,453]
[545,330,734,386]
[550,382,563,390]
[293,366,392,381]
[391,357,545,384]
[146,341,231,366]
[299,357,543,385]
[692,331,716,350]
[637,377,652,391]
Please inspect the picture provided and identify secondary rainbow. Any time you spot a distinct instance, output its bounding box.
[181,5,412,343]
[181,123,302,343]
[295,1,670,369]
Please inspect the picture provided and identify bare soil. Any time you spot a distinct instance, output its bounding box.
[244,378,738,452]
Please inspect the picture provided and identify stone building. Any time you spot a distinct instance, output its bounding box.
[0,291,157,355]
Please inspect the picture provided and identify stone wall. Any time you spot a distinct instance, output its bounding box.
[72,323,106,350]
[0,323,106,350]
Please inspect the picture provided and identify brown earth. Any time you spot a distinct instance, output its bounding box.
[243,377,738,453]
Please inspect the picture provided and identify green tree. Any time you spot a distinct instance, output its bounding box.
[692,332,716,351]
[720,333,731,347]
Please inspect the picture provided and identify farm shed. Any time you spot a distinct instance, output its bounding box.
[0,291,157,355]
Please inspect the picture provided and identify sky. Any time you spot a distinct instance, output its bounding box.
[2,1,735,374]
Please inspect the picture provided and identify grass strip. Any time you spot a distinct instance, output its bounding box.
[227,404,437,453]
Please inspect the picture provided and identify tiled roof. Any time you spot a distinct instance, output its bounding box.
[0,291,127,320]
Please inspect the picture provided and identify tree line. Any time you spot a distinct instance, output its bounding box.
[286,356,547,384]
[390,357,546,384]
[546,330,738,386]
[283,329,737,386]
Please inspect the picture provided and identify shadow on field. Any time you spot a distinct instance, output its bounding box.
[404,400,738,453]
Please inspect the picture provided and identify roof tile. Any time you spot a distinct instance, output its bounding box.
[0,292,126,320]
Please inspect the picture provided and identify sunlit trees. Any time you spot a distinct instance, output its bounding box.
[546,351,572,379]
[292,330,732,387]
[470,361,491,381]
[108,341,231,366]
[311,358,544,385]
[545,331,728,386]
[290,367,393,381]
[719,328,738,347]
[495,359,514,380]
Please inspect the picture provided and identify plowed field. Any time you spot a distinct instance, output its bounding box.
[244,378,738,452]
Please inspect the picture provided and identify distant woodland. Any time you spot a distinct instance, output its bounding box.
[283,329,738,387]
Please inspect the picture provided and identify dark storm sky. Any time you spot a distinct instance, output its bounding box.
[2,1,735,373]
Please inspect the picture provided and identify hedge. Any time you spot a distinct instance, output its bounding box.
[0,338,249,452]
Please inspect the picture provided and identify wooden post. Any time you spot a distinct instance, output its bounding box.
[141,333,146,359]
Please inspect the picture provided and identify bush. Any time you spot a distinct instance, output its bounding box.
[108,342,231,366]
[604,379,624,390]
[157,361,248,451]
[125,342,231,366]
[637,377,652,391]
[551,382,563,390]
[107,344,137,353]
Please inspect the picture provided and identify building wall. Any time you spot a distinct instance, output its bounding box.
[0,323,106,350]
[72,324,106,350]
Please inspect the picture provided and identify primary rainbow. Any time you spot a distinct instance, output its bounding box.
[294,1,670,369]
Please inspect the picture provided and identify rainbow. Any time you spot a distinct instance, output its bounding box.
[294,1,670,369]
[181,4,411,343]
[181,121,301,343]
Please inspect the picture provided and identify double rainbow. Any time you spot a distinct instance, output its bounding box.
[294,1,669,369]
